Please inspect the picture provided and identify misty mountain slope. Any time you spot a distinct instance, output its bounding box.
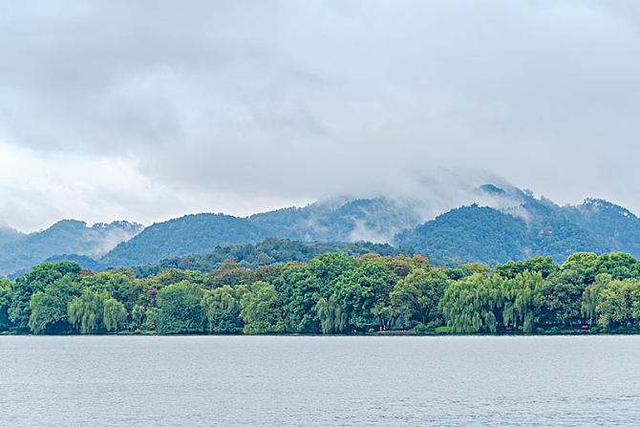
[0,226,23,248]
[249,197,421,243]
[564,199,640,255]
[523,199,608,259]
[395,205,533,264]
[395,185,640,264]
[13,183,640,272]
[100,213,266,267]
[101,198,419,267]
[0,220,142,276]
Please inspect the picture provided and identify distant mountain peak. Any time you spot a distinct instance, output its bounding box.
[580,198,637,219]
[479,183,507,195]
[0,219,142,276]
[5,184,640,274]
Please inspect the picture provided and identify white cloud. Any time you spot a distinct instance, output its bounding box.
[0,142,306,231]
[0,1,639,229]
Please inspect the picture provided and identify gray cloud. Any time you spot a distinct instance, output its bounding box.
[0,1,639,230]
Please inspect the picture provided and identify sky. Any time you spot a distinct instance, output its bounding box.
[1,1,639,232]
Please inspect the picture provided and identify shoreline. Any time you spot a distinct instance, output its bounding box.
[2,332,640,338]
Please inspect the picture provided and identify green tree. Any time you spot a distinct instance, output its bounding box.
[202,285,242,334]
[596,253,639,280]
[502,271,545,332]
[496,256,558,279]
[317,261,392,333]
[275,265,322,334]
[155,282,205,334]
[586,279,640,330]
[81,271,142,311]
[581,273,612,325]
[240,281,285,334]
[441,273,504,333]
[28,275,81,334]
[536,273,584,327]
[560,252,600,284]
[68,288,110,334]
[390,268,448,327]
[130,304,147,330]
[0,278,13,332]
[103,297,127,332]
[8,262,81,331]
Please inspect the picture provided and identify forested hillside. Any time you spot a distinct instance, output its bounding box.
[395,205,532,264]
[564,199,640,256]
[101,214,265,267]
[101,198,420,267]
[250,197,421,242]
[2,251,640,336]
[0,221,142,277]
[134,238,401,277]
[3,184,640,274]
[396,187,639,264]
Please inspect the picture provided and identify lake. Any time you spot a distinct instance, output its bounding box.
[1,336,639,426]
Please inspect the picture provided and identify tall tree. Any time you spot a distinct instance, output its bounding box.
[202,285,243,334]
[29,275,81,334]
[9,262,81,331]
[240,281,285,334]
[390,268,448,326]
[155,281,205,334]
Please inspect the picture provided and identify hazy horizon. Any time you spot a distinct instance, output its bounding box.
[2,1,639,231]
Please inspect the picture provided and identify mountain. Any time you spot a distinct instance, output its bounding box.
[396,185,636,264]
[564,198,640,256]
[395,205,533,264]
[134,238,402,277]
[8,254,105,279]
[100,213,266,267]
[249,197,421,243]
[0,226,22,248]
[101,198,421,267]
[7,183,640,273]
[0,220,142,276]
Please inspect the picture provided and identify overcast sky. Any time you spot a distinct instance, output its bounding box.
[1,1,639,231]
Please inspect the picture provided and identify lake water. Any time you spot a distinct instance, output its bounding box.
[1,336,639,426]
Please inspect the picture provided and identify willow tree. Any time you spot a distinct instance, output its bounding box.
[581,273,612,325]
[317,261,391,333]
[0,278,11,332]
[68,289,109,334]
[315,296,339,334]
[202,285,242,334]
[240,281,285,334]
[592,279,640,330]
[441,273,504,333]
[9,261,81,331]
[502,271,546,333]
[103,298,127,332]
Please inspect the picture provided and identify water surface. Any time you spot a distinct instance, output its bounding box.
[1,336,639,426]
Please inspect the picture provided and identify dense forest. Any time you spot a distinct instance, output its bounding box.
[2,250,640,336]
[2,185,640,276]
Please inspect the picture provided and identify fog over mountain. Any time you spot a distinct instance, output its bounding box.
[0,220,142,276]
[0,182,630,276]
[1,1,640,231]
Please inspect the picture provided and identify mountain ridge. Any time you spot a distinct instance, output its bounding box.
[3,184,640,275]
[0,220,142,276]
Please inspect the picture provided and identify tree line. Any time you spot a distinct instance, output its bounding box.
[1,251,640,335]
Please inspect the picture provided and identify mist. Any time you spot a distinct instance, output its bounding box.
[1,1,639,231]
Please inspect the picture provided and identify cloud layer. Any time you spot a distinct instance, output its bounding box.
[1,1,639,231]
